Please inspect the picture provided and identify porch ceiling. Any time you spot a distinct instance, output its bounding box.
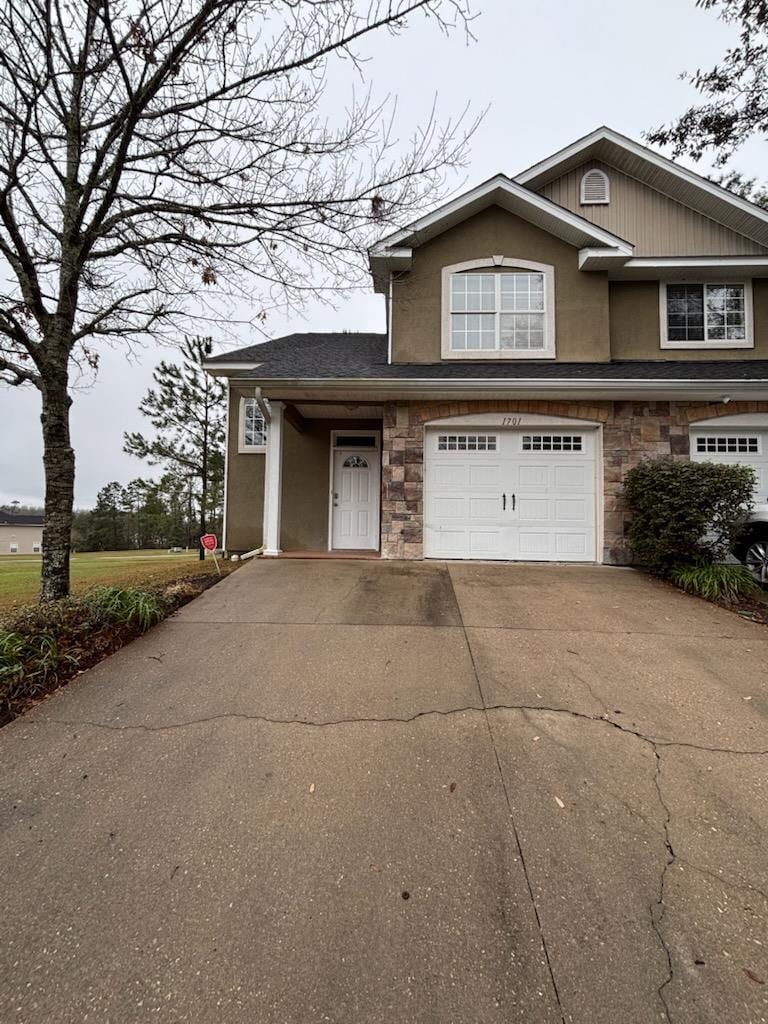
[292,402,384,419]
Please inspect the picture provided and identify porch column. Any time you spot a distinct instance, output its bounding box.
[262,400,285,556]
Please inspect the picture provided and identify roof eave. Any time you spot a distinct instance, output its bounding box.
[229,374,768,403]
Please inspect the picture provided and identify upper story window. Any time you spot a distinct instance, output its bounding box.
[441,258,556,360]
[580,168,610,205]
[239,397,267,452]
[660,281,753,349]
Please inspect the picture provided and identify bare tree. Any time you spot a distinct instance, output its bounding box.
[0,0,475,601]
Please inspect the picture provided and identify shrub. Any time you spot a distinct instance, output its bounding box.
[623,457,755,572]
[669,563,760,603]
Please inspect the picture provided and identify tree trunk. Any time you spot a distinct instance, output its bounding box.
[40,369,75,602]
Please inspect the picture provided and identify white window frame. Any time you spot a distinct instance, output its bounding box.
[580,168,610,205]
[9,542,18,553]
[238,396,267,453]
[659,280,754,350]
[441,257,556,360]
[32,542,41,553]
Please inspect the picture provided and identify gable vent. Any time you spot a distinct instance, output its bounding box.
[580,168,610,205]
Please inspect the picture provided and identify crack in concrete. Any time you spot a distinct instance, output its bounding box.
[650,745,675,1023]
[674,854,768,905]
[35,701,768,757]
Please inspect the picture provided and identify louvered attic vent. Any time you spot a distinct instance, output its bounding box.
[580,168,610,205]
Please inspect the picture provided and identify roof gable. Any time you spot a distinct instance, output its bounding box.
[369,174,632,291]
[516,127,768,250]
[538,159,768,258]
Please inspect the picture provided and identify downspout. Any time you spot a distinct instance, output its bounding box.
[387,272,393,365]
[254,386,271,424]
[222,378,230,554]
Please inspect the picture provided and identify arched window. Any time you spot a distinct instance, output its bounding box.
[343,455,369,468]
[441,257,555,360]
[580,168,610,205]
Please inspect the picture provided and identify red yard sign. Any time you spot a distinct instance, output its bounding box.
[200,533,221,575]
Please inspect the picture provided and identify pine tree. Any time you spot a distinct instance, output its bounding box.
[124,338,226,559]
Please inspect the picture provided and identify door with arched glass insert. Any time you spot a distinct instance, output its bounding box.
[331,434,380,549]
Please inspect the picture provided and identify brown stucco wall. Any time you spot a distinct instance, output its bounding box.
[391,205,611,364]
[380,399,768,564]
[610,279,768,360]
[281,418,382,550]
[225,387,265,553]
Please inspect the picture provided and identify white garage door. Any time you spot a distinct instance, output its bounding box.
[690,428,768,502]
[424,427,597,561]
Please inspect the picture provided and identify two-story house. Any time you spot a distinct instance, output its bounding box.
[205,127,768,568]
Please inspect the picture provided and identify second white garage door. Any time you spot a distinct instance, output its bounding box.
[424,427,598,561]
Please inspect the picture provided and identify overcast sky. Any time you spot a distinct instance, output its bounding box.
[1,0,763,508]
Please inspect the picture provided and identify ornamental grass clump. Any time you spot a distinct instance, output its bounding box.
[669,563,760,603]
[83,586,165,631]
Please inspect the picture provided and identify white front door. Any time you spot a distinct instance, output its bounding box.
[424,427,597,561]
[331,448,380,550]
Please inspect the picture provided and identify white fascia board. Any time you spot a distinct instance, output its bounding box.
[517,126,768,233]
[234,376,768,397]
[578,246,633,270]
[623,256,768,270]
[203,361,262,375]
[371,174,631,253]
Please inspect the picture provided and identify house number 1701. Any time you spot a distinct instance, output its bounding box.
[501,416,522,426]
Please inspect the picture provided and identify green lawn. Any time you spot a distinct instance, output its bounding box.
[0,549,223,614]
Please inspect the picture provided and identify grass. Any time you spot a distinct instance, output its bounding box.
[0,549,223,614]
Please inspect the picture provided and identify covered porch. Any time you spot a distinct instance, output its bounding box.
[262,399,384,557]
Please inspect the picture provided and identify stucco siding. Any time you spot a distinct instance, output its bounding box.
[539,161,768,257]
[0,524,43,554]
[609,279,768,360]
[391,205,611,364]
[281,419,382,551]
[225,387,264,553]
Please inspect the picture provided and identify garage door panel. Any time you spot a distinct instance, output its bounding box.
[555,533,589,556]
[518,498,549,521]
[430,495,468,519]
[555,498,589,522]
[554,464,589,490]
[470,496,502,519]
[425,427,598,562]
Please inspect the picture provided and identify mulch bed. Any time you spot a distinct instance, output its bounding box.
[0,571,231,728]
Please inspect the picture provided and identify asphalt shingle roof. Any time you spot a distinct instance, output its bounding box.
[209,332,768,382]
[0,512,44,526]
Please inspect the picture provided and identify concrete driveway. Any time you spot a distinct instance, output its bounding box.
[1,560,767,1023]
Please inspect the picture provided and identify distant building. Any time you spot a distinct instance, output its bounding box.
[0,511,44,554]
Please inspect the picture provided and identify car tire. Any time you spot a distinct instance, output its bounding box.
[735,528,768,585]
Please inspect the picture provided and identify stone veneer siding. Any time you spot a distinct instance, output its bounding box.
[381,399,768,563]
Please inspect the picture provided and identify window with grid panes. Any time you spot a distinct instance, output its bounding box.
[664,283,749,345]
[450,271,547,354]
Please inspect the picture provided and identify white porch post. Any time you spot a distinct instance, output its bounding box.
[262,400,285,556]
